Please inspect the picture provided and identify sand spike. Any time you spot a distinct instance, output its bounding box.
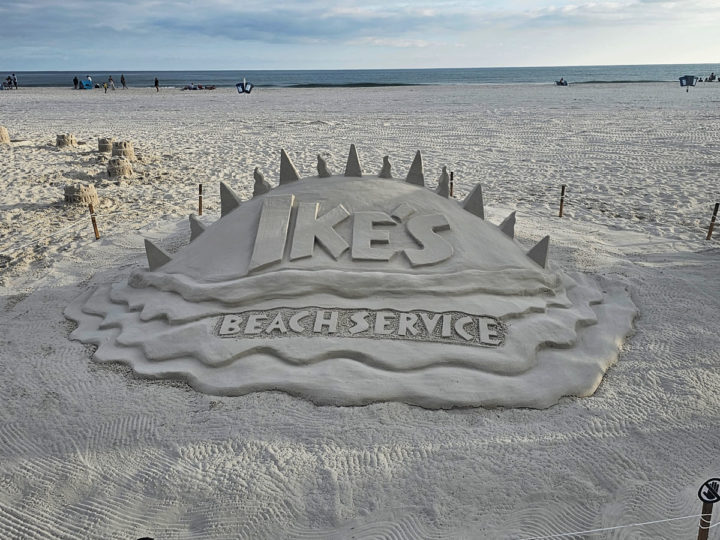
[344,144,362,177]
[527,235,550,268]
[252,167,272,197]
[189,214,205,241]
[279,148,300,185]
[498,211,516,239]
[144,239,172,271]
[317,155,332,178]
[435,166,450,198]
[405,151,424,186]
[462,183,484,219]
[379,156,392,178]
[220,182,242,217]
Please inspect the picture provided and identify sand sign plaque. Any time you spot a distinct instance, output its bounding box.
[66,145,636,408]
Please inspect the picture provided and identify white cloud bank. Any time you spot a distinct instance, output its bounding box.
[1,0,719,69]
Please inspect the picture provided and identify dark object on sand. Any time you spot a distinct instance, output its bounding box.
[236,78,254,94]
[679,75,697,92]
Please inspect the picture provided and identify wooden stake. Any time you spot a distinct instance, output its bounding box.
[697,501,713,540]
[559,184,566,217]
[450,171,454,198]
[198,183,203,216]
[88,203,100,240]
[706,202,719,240]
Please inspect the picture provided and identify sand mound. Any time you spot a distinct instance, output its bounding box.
[98,137,113,153]
[107,156,133,177]
[67,147,636,408]
[111,141,136,161]
[56,133,77,147]
[64,183,99,205]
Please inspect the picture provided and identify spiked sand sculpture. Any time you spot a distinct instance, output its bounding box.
[67,146,636,408]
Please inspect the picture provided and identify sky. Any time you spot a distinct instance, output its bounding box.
[1,0,719,70]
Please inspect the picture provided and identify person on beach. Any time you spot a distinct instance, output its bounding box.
[87,75,92,83]
[120,74,127,89]
[73,76,78,89]
[103,81,108,93]
[108,76,115,90]
[154,77,159,92]
[12,74,17,89]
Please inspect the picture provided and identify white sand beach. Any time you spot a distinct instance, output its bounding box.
[1,83,719,538]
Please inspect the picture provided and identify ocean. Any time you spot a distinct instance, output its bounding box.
[4,64,719,88]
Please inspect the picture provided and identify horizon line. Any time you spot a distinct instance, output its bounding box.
[3,62,720,73]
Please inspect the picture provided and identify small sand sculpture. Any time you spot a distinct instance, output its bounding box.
[56,134,78,148]
[64,183,100,206]
[107,156,133,177]
[435,166,450,198]
[253,167,272,197]
[98,138,114,153]
[0,126,10,145]
[378,156,392,178]
[111,141,136,162]
[344,144,362,177]
[317,155,332,177]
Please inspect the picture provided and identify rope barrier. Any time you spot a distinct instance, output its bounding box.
[518,512,712,539]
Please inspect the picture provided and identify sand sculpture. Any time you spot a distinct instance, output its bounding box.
[107,156,133,178]
[252,167,272,197]
[379,156,392,179]
[98,138,114,153]
[67,145,636,408]
[64,183,99,206]
[317,155,331,178]
[56,134,77,147]
[111,141,136,162]
[0,126,10,145]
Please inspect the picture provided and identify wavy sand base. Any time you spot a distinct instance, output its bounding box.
[1,84,719,538]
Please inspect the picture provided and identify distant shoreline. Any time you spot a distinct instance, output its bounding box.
[3,65,718,88]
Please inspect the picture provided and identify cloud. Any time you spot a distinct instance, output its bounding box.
[2,0,719,69]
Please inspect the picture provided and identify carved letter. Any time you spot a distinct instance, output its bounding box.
[454,316,474,341]
[313,310,339,333]
[348,311,371,335]
[351,211,396,261]
[441,314,452,337]
[398,313,419,336]
[265,312,288,334]
[479,317,503,345]
[289,310,311,333]
[290,203,350,260]
[374,311,396,335]
[248,195,295,272]
[244,314,267,335]
[218,315,242,336]
[420,313,441,335]
[403,214,453,267]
